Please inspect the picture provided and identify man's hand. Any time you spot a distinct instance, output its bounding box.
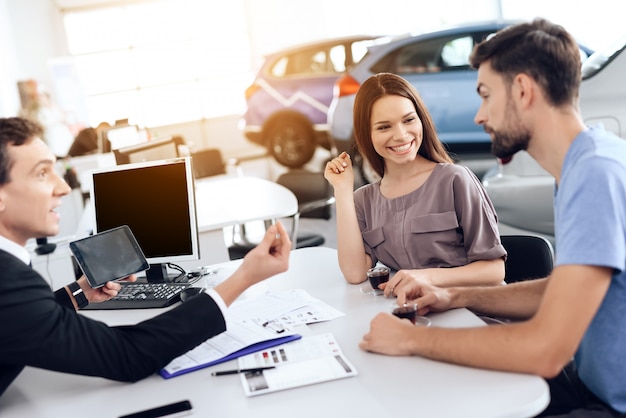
[359,312,420,355]
[78,274,137,304]
[381,279,455,316]
[238,221,292,286]
[382,268,434,299]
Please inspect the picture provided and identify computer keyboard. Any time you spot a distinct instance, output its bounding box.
[82,282,192,310]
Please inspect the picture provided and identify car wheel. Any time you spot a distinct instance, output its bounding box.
[267,118,316,168]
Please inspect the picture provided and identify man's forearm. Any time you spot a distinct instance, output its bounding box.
[453,278,548,320]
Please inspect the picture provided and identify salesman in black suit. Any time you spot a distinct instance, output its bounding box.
[0,117,292,396]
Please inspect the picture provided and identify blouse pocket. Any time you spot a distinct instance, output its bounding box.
[411,211,459,233]
[363,226,385,249]
[410,211,463,267]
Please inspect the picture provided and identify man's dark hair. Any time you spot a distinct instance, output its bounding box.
[470,18,582,107]
[0,117,44,185]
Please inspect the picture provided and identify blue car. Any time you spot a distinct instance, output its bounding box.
[241,35,381,168]
[327,20,593,182]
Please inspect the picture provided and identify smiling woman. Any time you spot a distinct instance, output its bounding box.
[324,73,507,289]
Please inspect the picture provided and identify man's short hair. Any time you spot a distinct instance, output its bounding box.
[0,117,44,185]
[470,18,582,107]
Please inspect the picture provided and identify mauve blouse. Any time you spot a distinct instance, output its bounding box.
[354,163,506,270]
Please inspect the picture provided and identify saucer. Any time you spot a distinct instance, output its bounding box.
[414,316,432,327]
[360,283,383,296]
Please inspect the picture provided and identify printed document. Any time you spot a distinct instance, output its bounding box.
[238,333,357,396]
[160,289,344,378]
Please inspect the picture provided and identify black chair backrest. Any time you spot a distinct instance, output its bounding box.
[500,235,554,283]
[192,148,226,179]
[276,170,332,219]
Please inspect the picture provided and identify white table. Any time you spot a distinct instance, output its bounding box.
[194,175,298,231]
[178,175,299,269]
[2,247,549,418]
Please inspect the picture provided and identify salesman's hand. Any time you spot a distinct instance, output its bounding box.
[78,274,137,304]
[214,221,292,307]
[239,221,291,285]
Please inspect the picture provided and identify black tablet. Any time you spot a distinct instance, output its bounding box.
[70,225,149,288]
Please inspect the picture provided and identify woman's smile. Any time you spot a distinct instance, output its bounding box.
[388,139,415,155]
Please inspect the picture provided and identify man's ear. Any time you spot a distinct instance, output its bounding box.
[513,73,536,110]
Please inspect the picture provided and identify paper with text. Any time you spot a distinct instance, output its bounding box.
[160,289,344,378]
[238,333,357,396]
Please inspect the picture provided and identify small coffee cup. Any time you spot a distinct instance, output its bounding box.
[392,304,431,327]
[367,266,390,291]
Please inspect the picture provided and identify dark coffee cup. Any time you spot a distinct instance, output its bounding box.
[367,266,390,290]
[393,304,418,323]
[392,304,431,326]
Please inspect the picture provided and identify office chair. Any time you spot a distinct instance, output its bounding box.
[189,144,286,262]
[277,169,335,246]
[192,148,225,178]
[500,234,554,284]
[191,148,241,179]
[227,170,335,260]
[479,234,554,325]
[67,127,98,157]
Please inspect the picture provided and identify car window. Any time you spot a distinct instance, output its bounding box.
[440,36,473,68]
[269,45,346,78]
[387,37,444,74]
[270,56,289,77]
[582,35,626,79]
[329,45,347,72]
[371,33,487,75]
[350,39,374,66]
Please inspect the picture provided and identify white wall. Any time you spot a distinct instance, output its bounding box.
[0,0,21,116]
[2,0,69,116]
[501,0,625,51]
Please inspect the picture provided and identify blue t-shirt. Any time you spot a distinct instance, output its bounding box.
[554,125,626,412]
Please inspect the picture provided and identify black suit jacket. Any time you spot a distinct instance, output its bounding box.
[0,250,227,396]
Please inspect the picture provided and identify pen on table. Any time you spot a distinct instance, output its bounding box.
[211,366,275,376]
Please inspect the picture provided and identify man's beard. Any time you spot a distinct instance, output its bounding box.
[489,128,530,159]
[486,101,531,159]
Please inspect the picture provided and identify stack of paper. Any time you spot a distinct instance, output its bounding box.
[160,289,345,379]
[227,288,345,327]
[237,333,357,396]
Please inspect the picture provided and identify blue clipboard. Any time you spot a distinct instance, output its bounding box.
[159,334,302,379]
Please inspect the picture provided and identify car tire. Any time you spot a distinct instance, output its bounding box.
[267,117,316,168]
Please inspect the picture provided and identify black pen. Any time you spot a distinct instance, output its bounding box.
[211,366,275,376]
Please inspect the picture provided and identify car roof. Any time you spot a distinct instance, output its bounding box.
[582,35,626,79]
[355,19,593,66]
[364,19,522,54]
[262,35,382,58]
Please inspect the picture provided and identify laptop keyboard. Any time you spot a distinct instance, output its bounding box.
[82,282,191,310]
